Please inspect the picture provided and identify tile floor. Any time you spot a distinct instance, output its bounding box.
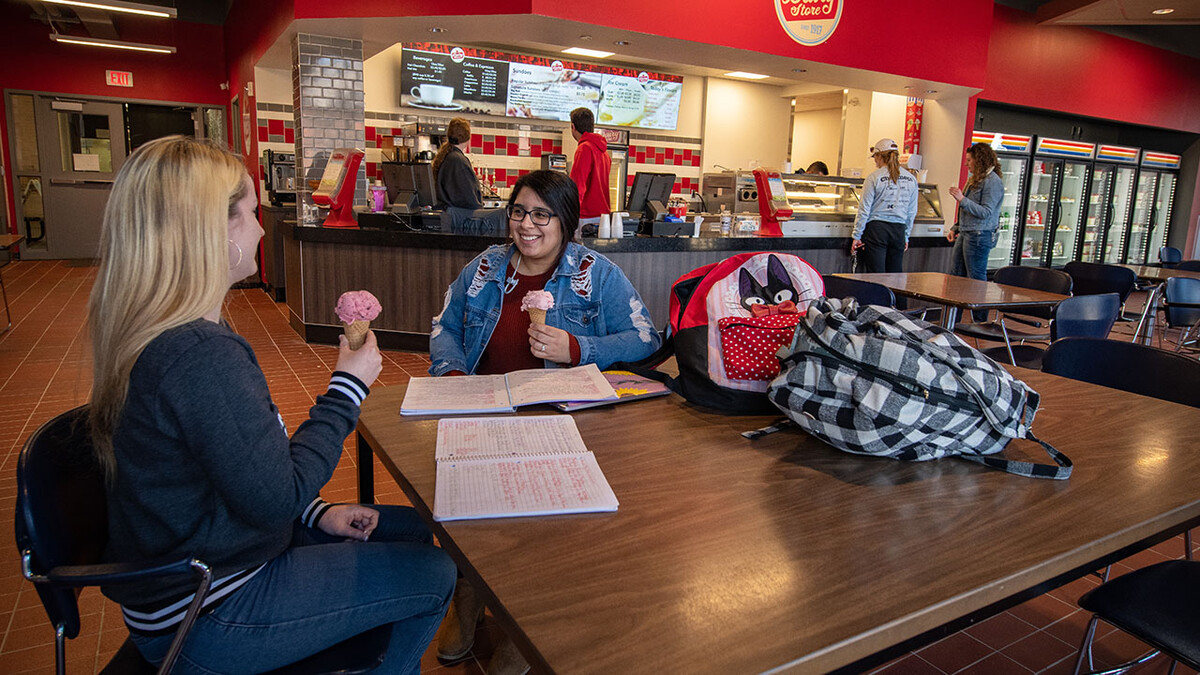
[0,259,1194,675]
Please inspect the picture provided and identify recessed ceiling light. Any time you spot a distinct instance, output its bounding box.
[49,33,175,53]
[725,71,769,80]
[563,47,615,58]
[792,68,807,73]
[42,0,177,18]
[613,40,630,46]
[579,35,593,40]
[1152,8,1175,14]
[429,27,446,33]
[926,90,938,94]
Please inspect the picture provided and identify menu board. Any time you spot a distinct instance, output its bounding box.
[401,43,683,130]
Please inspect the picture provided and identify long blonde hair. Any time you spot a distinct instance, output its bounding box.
[88,135,247,478]
[876,149,901,183]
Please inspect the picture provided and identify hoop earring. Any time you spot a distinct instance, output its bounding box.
[228,239,243,268]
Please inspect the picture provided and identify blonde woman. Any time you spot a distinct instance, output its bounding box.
[89,136,453,674]
[851,138,919,273]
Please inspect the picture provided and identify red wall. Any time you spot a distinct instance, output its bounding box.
[983,5,1200,134]
[0,2,228,232]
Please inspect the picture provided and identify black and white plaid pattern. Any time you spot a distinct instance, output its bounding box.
[767,297,1072,479]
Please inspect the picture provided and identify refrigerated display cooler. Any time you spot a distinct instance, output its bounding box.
[1018,137,1095,268]
[1084,145,1139,264]
[597,127,630,212]
[970,131,1032,271]
[1124,150,1180,265]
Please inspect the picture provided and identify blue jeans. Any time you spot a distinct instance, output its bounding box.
[951,229,998,321]
[131,505,456,675]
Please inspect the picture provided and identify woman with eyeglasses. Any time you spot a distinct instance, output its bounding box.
[430,169,660,377]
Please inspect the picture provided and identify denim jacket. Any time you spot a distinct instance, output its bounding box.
[852,165,920,241]
[953,171,1004,234]
[429,242,661,375]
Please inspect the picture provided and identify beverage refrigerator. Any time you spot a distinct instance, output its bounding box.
[1123,150,1181,265]
[970,131,1033,271]
[1018,137,1095,268]
[597,127,630,212]
[1084,145,1139,264]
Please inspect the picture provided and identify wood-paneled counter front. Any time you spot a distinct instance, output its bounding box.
[280,217,952,350]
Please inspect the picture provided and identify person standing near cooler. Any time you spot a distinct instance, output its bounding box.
[852,138,919,273]
[947,142,1005,320]
[569,107,611,228]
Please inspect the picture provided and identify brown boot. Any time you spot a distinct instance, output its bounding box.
[486,637,531,675]
[436,579,485,663]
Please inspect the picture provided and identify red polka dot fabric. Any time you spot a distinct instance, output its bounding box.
[717,314,803,381]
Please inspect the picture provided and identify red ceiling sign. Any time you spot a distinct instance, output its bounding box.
[776,0,842,46]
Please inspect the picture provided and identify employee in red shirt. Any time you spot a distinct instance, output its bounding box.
[569,107,611,226]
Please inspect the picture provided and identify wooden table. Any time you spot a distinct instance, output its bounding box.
[0,234,24,333]
[833,272,1068,329]
[1117,265,1200,345]
[355,373,1200,674]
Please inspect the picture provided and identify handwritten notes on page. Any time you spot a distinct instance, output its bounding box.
[433,416,619,521]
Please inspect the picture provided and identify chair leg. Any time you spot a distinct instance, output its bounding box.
[998,318,1016,365]
[1187,529,1194,561]
[55,624,67,675]
[1073,615,1101,675]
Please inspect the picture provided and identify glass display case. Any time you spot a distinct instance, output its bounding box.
[766,173,943,237]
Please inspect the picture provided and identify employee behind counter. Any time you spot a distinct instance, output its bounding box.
[432,117,506,234]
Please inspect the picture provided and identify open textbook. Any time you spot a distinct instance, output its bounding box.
[551,370,671,412]
[401,363,618,415]
[432,416,619,521]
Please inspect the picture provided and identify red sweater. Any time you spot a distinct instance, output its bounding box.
[571,132,611,218]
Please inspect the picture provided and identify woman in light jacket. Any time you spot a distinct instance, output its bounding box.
[851,138,919,273]
[947,142,1005,320]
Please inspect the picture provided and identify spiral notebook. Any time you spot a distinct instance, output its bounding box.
[432,416,619,521]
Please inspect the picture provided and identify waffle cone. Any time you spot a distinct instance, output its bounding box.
[343,320,371,350]
[527,308,547,325]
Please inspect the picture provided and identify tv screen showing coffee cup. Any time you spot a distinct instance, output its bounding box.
[411,84,454,106]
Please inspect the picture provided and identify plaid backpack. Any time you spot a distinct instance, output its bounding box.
[644,252,824,413]
[759,297,1072,479]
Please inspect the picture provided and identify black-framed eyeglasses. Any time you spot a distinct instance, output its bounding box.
[506,204,556,227]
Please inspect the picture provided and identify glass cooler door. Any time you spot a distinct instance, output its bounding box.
[1021,160,1059,266]
[990,155,1027,270]
[1048,161,1088,267]
[1142,172,1175,264]
[1081,165,1111,262]
[1102,166,1136,264]
[1125,172,1157,264]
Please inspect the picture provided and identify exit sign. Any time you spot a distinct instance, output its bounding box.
[106,70,133,87]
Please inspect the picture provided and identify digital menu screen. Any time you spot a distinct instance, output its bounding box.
[401,43,683,130]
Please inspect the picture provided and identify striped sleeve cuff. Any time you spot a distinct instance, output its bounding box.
[301,498,333,528]
[325,371,369,407]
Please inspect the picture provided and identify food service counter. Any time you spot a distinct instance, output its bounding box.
[279,216,951,350]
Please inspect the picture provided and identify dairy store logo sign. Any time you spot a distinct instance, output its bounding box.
[449,47,465,63]
[550,60,564,73]
[637,71,649,84]
[776,0,842,46]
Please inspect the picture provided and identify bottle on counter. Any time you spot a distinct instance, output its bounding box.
[719,206,732,236]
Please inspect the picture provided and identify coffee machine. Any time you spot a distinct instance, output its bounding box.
[263,150,296,206]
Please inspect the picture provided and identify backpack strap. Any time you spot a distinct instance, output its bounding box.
[956,431,1073,479]
[609,329,682,395]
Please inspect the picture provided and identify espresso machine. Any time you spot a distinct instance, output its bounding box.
[263,150,296,206]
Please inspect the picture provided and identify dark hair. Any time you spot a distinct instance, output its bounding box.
[570,107,594,134]
[432,117,472,178]
[965,142,1003,190]
[508,170,579,256]
[805,161,829,176]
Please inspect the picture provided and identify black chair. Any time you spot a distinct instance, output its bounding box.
[1160,276,1200,352]
[1174,260,1200,272]
[821,275,941,322]
[1072,560,1200,675]
[1159,246,1183,268]
[1063,261,1137,321]
[1042,337,1200,408]
[980,293,1119,369]
[955,266,1073,362]
[16,406,392,675]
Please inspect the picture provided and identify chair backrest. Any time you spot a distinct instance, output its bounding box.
[1062,261,1136,302]
[1050,293,1120,340]
[1163,276,1200,328]
[820,275,897,308]
[1174,260,1200,272]
[1042,338,1200,408]
[15,406,104,640]
[1159,246,1183,266]
[992,266,1073,319]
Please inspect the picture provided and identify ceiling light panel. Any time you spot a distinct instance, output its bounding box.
[562,47,615,58]
[724,71,769,80]
[49,34,176,53]
[42,0,177,18]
